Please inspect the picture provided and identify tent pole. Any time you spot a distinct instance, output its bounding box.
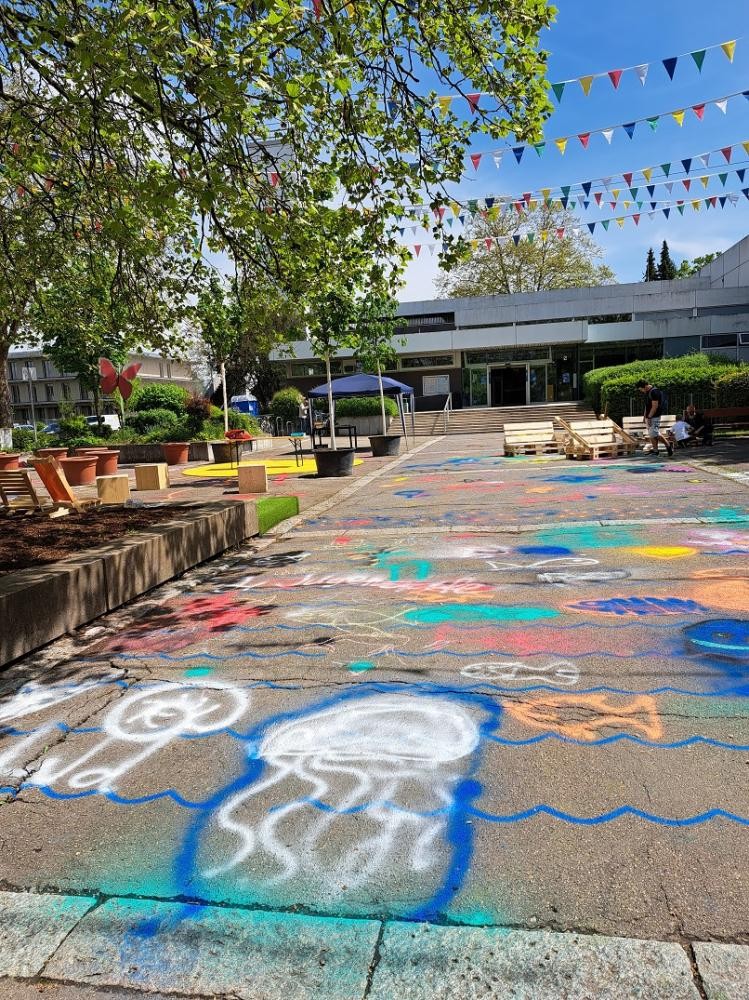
[399,393,408,448]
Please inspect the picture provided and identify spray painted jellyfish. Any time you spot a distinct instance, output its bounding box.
[177,687,501,919]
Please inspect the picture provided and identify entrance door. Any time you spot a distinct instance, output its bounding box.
[489,365,526,407]
[529,362,549,403]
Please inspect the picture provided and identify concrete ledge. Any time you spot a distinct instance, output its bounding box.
[0,500,259,668]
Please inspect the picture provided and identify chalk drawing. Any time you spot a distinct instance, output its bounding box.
[537,570,630,584]
[404,605,559,625]
[461,660,580,686]
[234,573,494,599]
[504,693,662,741]
[568,597,707,617]
[243,551,310,569]
[683,620,749,661]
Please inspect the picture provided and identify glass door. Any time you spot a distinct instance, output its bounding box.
[528,362,548,403]
[469,367,488,406]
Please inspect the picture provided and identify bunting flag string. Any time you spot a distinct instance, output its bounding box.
[429,38,740,114]
[406,191,748,257]
[464,89,749,168]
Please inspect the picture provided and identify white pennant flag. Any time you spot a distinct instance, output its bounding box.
[492,152,504,169]
[601,176,613,189]
[429,244,436,255]
[728,192,739,204]
[410,226,418,235]
[665,182,673,194]
[602,129,614,144]
[715,98,728,114]
[634,63,649,85]
[698,153,710,168]
[648,211,656,219]
[477,198,486,211]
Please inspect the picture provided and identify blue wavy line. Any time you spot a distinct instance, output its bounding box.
[485,733,749,750]
[453,683,743,697]
[21,783,208,810]
[379,649,662,660]
[0,724,101,737]
[97,650,325,662]
[467,804,749,828]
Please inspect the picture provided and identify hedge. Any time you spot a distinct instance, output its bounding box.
[270,387,304,426]
[336,395,398,417]
[129,382,189,414]
[126,408,179,434]
[715,368,749,407]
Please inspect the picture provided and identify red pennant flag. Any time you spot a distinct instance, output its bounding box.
[578,133,590,148]
[485,238,493,251]
[269,171,280,187]
[682,179,691,191]
[721,146,733,163]
[608,69,623,89]
[479,209,488,219]
[692,103,705,120]
[466,93,481,114]
[633,214,640,225]
[623,173,633,186]
[414,244,421,257]
[470,153,482,171]
[609,202,617,211]
[594,192,603,205]
[523,192,532,205]
[312,0,322,17]
[709,196,718,207]
[434,206,446,221]
[556,228,565,239]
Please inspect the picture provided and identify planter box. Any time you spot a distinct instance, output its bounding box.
[334,415,396,437]
[162,442,190,466]
[116,442,211,465]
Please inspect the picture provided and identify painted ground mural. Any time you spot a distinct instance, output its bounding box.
[1,437,747,947]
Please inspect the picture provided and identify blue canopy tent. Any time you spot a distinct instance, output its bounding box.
[307,373,415,446]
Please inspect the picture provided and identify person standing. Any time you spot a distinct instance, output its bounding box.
[636,379,673,456]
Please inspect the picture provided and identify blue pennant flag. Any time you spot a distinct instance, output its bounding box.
[512,146,525,164]
[662,207,671,218]
[647,185,655,197]
[484,197,494,209]
[512,234,521,245]
[623,122,636,139]
[737,169,746,183]
[681,158,692,173]
[582,181,592,196]
[587,222,596,234]
[663,56,678,80]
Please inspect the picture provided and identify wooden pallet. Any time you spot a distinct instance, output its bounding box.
[503,421,562,456]
[558,418,638,461]
[622,415,677,442]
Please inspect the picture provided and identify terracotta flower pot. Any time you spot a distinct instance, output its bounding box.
[35,446,69,459]
[161,442,190,466]
[0,453,21,471]
[59,455,99,486]
[76,448,121,476]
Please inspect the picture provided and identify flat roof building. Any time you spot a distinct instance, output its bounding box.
[277,236,749,411]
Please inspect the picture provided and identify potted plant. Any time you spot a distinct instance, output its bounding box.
[0,450,21,471]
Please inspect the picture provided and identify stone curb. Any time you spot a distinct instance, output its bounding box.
[0,500,258,668]
[0,890,746,999]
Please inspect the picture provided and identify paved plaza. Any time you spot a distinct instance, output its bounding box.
[0,434,747,998]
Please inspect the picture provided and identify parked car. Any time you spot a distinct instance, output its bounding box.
[13,423,35,431]
[85,414,121,431]
[43,420,61,434]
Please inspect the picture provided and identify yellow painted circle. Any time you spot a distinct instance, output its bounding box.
[182,457,363,478]
[629,546,697,560]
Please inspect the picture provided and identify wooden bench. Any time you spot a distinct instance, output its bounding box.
[558,417,637,461]
[503,421,563,456]
[703,406,749,435]
[622,415,677,442]
[0,469,68,517]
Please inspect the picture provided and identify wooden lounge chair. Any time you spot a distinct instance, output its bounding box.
[0,469,68,517]
[503,421,563,456]
[557,417,637,461]
[29,457,101,512]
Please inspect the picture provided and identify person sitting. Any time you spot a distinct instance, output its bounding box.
[668,418,695,449]
[684,404,713,446]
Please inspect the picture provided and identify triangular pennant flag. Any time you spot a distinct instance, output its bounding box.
[622,172,633,186]
[578,75,594,96]
[677,204,685,214]
[744,143,749,157]
[692,104,705,120]
[560,186,571,199]
[587,222,596,234]
[721,146,732,163]
[698,175,708,188]
[601,176,612,189]
[609,201,617,211]
[737,168,746,183]
[471,239,479,250]
[434,206,446,221]
[682,179,691,191]
[468,199,478,212]
[582,181,592,196]
[269,171,280,186]
[438,96,452,115]
[533,142,545,157]
[540,229,549,243]
[594,192,603,205]
[691,199,700,210]
[513,234,521,246]
[466,93,481,114]
[650,201,657,210]
[623,122,636,139]
[451,201,461,217]
[526,233,535,244]
[556,228,565,239]
[523,192,532,206]
[560,197,569,208]
[413,244,421,257]
[721,40,736,63]
[428,244,436,255]
[709,196,717,207]
[608,69,623,89]
[718,173,728,186]
[698,153,710,167]
[662,208,670,219]
[602,128,614,144]
[512,146,525,164]
[645,117,659,132]
[629,187,639,199]
[578,132,591,148]
[551,81,566,102]
[719,196,727,208]
[623,200,632,210]
[529,199,538,211]
[633,214,640,225]
[672,110,685,126]
[635,64,649,85]
[611,188,621,199]
[665,182,673,193]
[647,185,655,197]
[715,98,728,114]
[485,238,493,251]
[484,197,495,210]
[398,227,404,237]
[554,137,568,155]
[681,158,692,173]
[470,153,482,171]
[642,167,653,182]
[601,219,610,230]
[662,56,678,80]
[491,152,503,169]
[541,188,551,200]
[661,162,671,176]
[690,49,706,71]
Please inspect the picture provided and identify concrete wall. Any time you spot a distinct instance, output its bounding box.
[701,235,749,289]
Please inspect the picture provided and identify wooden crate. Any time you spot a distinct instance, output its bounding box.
[134,463,169,491]
[503,421,562,456]
[559,418,637,461]
[96,474,131,504]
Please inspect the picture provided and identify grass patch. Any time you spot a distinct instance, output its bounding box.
[256,495,300,534]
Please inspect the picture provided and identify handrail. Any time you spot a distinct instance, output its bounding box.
[442,392,452,433]
[275,416,284,437]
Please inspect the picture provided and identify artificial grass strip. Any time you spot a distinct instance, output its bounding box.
[256,495,300,534]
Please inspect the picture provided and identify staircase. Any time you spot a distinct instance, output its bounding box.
[411,401,597,436]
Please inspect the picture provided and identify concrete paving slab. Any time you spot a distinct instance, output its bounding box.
[694,943,749,1000]
[0,980,184,1000]
[0,891,94,977]
[368,923,700,1000]
[44,897,379,1000]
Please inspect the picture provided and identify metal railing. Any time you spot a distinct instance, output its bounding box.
[443,391,453,433]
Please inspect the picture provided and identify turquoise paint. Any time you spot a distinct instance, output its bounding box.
[536,525,638,549]
[404,605,559,625]
[183,667,214,678]
[387,559,433,581]
[348,661,376,673]
[701,508,749,523]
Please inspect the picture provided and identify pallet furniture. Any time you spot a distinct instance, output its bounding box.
[558,417,638,460]
[622,415,677,445]
[96,474,131,504]
[503,420,563,456]
[134,463,169,491]
[29,457,100,512]
[0,469,68,517]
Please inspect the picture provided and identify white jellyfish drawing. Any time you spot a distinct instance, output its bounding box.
[200,693,479,899]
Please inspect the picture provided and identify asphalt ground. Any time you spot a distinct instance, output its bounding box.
[0,433,747,996]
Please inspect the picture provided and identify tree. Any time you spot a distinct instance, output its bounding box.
[644,248,659,281]
[676,252,721,278]
[349,279,402,435]
[657,240,677,281]
[437,206,615,297]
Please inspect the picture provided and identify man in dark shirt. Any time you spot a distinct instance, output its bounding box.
[684,404,713,445]
[636,379,673,456]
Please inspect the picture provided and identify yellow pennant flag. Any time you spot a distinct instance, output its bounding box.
[623,200,631,209]
[743,141,749,157]
[345,2,354,16]
[691,200,701,211]
[616,217,625,228]
[540,229,549,242]
[471,239,479,250]
[642,167,653,182]
[451,201,460,217]
[721,40,736,62]
[611,188,621,199]
[553,199,562,210]
[700,176,709,188]
[672,109,686,126]
[555,137,568,155]
[438,96,452,115]
[578,75,594,96]
[541,188,551,199]
[529,199,538,210]
[488,206,499,220]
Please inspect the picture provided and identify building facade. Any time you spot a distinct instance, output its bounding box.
[277,236,749,410]
[7,350,197,425]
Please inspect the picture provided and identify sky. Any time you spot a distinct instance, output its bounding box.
[399,0,749,301]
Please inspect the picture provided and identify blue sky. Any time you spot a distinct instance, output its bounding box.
[400,0,749,301]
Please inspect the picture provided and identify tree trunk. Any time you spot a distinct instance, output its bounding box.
[377,358,387,435]
[0,333,14,449]
[220,360,229,433]
[325,354,336,449]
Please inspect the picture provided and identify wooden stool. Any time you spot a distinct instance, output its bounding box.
[134,463,169,490]
[237,464,268,494]
[96,474,131,504]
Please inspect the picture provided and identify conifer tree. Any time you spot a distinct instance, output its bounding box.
[644,248,659,281]
[657,241,677,280]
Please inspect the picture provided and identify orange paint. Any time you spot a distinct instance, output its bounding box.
[504,693,663,741]
[692,578,749,612]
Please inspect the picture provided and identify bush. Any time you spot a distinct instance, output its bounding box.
[336,395,398,417]
[64,436,109,450]
[715,368,749,407]
[129,382,189,414]
[57,410,91,443]
[126,408,179,434]
[228,410,260,433]
[12,429,52,452]
[270,387,304,426]
[144,419,193,443]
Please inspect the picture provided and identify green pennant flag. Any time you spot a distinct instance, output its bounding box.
[719,173,728,186]
[601,219,610,230]
[637,201,643,209]
[629,187,638,199]
[677,204,685,215]
[551,81,566,103]
[569,200,576,209]
[527,232,535,243]
[560,186,570,198]
[661,162,671,176]
[544,198,552,207]
[647,117,659,131]
[690,49,706,71]
[534,142,545,156]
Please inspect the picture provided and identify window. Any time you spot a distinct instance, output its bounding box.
[422,374,451,396]
[396,312,456,334]
[10,385,20,403]
[401,354,455,369]
[701,334,738,349]
[464,347,551,365]
[289,360,343,377]
[62,382,71,400]
[45,384,55,401]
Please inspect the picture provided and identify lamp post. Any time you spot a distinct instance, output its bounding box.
[21,365,38,444]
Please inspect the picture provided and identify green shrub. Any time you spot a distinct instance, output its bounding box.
[715,368,749,407]
[228,410,260,433]
[335,395,398,417]
[270,387,304,426]
[12,429,52,452]
[65,436,108,450]
[57,410,91,443]
[126,408,179,434]
[129,382,189,414]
